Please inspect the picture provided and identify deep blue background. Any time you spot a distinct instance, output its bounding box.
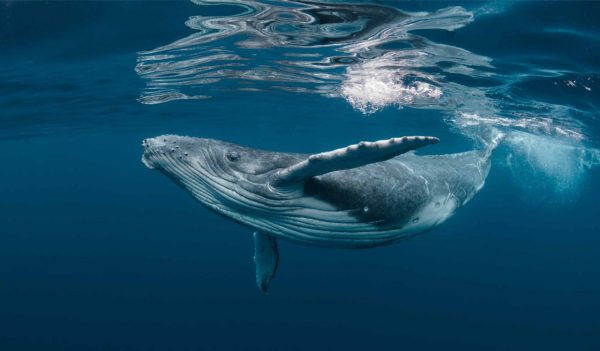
[1,2,599,350]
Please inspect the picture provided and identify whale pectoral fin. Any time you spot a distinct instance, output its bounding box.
[273,136,439,187]
[253,231,279,294]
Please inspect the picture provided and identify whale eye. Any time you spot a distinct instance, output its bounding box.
[225,151,240,162]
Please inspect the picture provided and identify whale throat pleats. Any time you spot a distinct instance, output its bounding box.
[272,136,439,187]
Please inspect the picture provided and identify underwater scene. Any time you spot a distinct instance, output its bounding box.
[1,1,600,350]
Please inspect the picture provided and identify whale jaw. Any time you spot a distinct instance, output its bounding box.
[141,136,176,170]
[141,151,156,170]
[141,138,161,169]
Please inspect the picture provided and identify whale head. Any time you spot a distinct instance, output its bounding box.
[142,135,302,215]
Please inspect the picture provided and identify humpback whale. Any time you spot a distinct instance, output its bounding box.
[142,134,501,292]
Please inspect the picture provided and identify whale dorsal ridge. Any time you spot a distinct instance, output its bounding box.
[272,136,439,187]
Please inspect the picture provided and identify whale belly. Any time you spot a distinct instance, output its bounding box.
[282,152,488,247]
[214,151,489,249]
[399,195,458,234]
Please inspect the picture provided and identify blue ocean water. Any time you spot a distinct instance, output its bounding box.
[1,1,600,350]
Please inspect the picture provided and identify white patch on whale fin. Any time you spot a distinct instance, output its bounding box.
[272,136,439,187]
[253,231,279,294]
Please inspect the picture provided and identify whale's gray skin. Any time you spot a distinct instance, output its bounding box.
[142,134,499,292]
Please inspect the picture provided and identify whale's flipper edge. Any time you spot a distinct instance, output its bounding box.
[253,231,279,294]
[273,136,439,187]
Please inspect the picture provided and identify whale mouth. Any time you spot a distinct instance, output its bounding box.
[141,153,155,170]
[141,139,154,169]
[141,137,167,170]
[141,135,199,171]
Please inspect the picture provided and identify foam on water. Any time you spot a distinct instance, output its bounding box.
[504,132,600,201]
[341,57,443,114]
